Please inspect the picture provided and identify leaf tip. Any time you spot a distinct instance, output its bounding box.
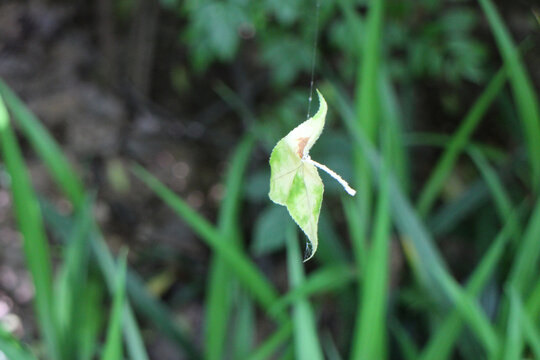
[303,240,316,262]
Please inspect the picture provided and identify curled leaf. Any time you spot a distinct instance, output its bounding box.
[269,90,354,261]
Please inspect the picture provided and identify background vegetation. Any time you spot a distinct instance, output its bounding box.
[0,0,539,359]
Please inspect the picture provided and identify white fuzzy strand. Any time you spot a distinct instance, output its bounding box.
[303,156,356,196]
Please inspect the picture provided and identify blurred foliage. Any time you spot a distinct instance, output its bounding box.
[163,0,487,84]
[0,0,539,359]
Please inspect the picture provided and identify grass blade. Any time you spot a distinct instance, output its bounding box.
[469,148,522,241]
[231,291,256,359]
[350,0,384,270]
[286,226,324,360]
[322,332,345,360]
[281,345,295,360]
[0,326,38,360]
[526,277,540,319]
[39,199,105,360]
[330,86,501,356]
[353,0,384,140]
[348,0,386,357]
[0,79,150,360]
[406,132,506,162]
[428,179,491,237]
[102,251,128,360]
[503,287,523,360]
[132,164,285,321]
[416,68,507,216]
[337,0,408,193]
[78,276,105,360]
[352,127,392,360]
[508,196,540,294]
[329,85,448,302]
[246,322,293,360]
[205,135,254,360]
[390,320,418,360]
[55,198,93,359]
[204,245,236,358]
[1,79,203,359]
[43,199,199,359]
[0,78,85,207]
[317,210,351,265]
[88,231,146,360]
[420,204,520,360]
[517,294,540,359]
[0,95,60,359]
[125,269,199,358]
[438,277,499,357]
[379,71,409,193]
[477,0,540,187]
[341,197,366,270]
[269,264,355,317]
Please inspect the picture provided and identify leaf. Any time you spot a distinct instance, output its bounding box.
[0,95,60,359]
[251,206,290,256]
[269,90,327,261]
[269,90,355,261]
[102,250,128,360]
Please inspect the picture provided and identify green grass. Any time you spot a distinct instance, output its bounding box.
[131,163,285,322]
[0,83,150,360]
[477,0,540,189]
[286,227,324,360]
[102,251,128,360]
[416,68,507,216]
[0,95,60,359]
[0,1,539,359]
[347,0,387,358]
[354,124,392,360]
[0,326,37,360]
[420,203,518,360]
[205,135,255,360]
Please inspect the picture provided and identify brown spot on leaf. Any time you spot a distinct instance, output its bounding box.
[296,137,309,158]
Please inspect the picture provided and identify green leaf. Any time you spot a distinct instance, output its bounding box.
[251,206,290,255]
[102,251,128,360]
[0,95,60,359]
[184,2,249,71]
[269,90,354,261]
[503,287,523,360]
[55,197,93,359]
[353,124,392,360]
[269,91,326,261]
[264,0,302,24]
[77,277,104,360]
[0,79,85,208]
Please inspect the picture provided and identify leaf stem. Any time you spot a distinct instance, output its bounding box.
[303,156,357,196]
